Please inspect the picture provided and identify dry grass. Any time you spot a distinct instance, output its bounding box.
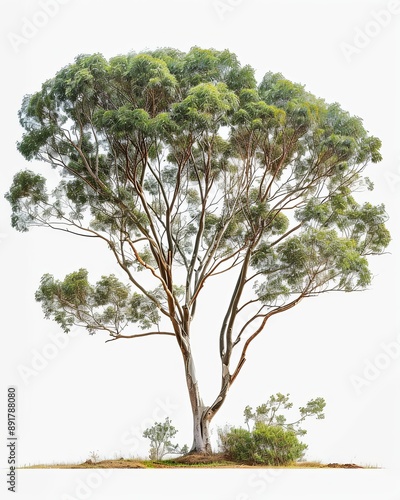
[21,454,369,469]
[23,459,146,469]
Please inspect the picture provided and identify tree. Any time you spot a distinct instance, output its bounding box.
[5,47,390,454]
[143,417,188,460]
[243,392,326,436]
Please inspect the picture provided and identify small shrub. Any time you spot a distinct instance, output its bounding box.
[222,427,255,462]
[143,417,187,460]
[87,450,100,463]
[220,423,307,465]
[252,423,307,465]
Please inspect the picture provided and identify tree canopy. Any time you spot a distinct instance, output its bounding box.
[6,47,390,453]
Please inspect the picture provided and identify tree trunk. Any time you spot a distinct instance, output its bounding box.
[184,350,213,453]
[191,402,212,454]
[184,350,231,454]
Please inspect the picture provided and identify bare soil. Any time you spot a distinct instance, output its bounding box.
[22,454,367,469]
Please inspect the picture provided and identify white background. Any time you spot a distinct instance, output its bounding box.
[1,0,399,498]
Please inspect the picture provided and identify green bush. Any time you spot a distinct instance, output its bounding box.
[222,427,255,462]
[220,422,307,465]
[252,423,307,465]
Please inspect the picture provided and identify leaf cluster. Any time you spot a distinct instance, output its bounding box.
[35,269,162,334]
[243,393,326,436]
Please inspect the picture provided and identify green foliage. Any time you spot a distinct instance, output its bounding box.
[35,269,161,334]
[5,46,390,346]
[253,423,307,465]
[219,426,254,462]
[5,170,48,231]
[172,82,239,131]
[143,417,187,460]
[243,393,326,437]
[219,393,324,464]
[219,423,306,465]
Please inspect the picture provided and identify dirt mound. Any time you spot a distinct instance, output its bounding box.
[77,459,146,469]
[326,463,363,469]
[174,453,228,465]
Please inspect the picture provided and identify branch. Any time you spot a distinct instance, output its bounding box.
[232,305,267,347]
[128,239,184,325]
[230,290,309,385]
[219,244,253,363]
[105,331,176,343]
